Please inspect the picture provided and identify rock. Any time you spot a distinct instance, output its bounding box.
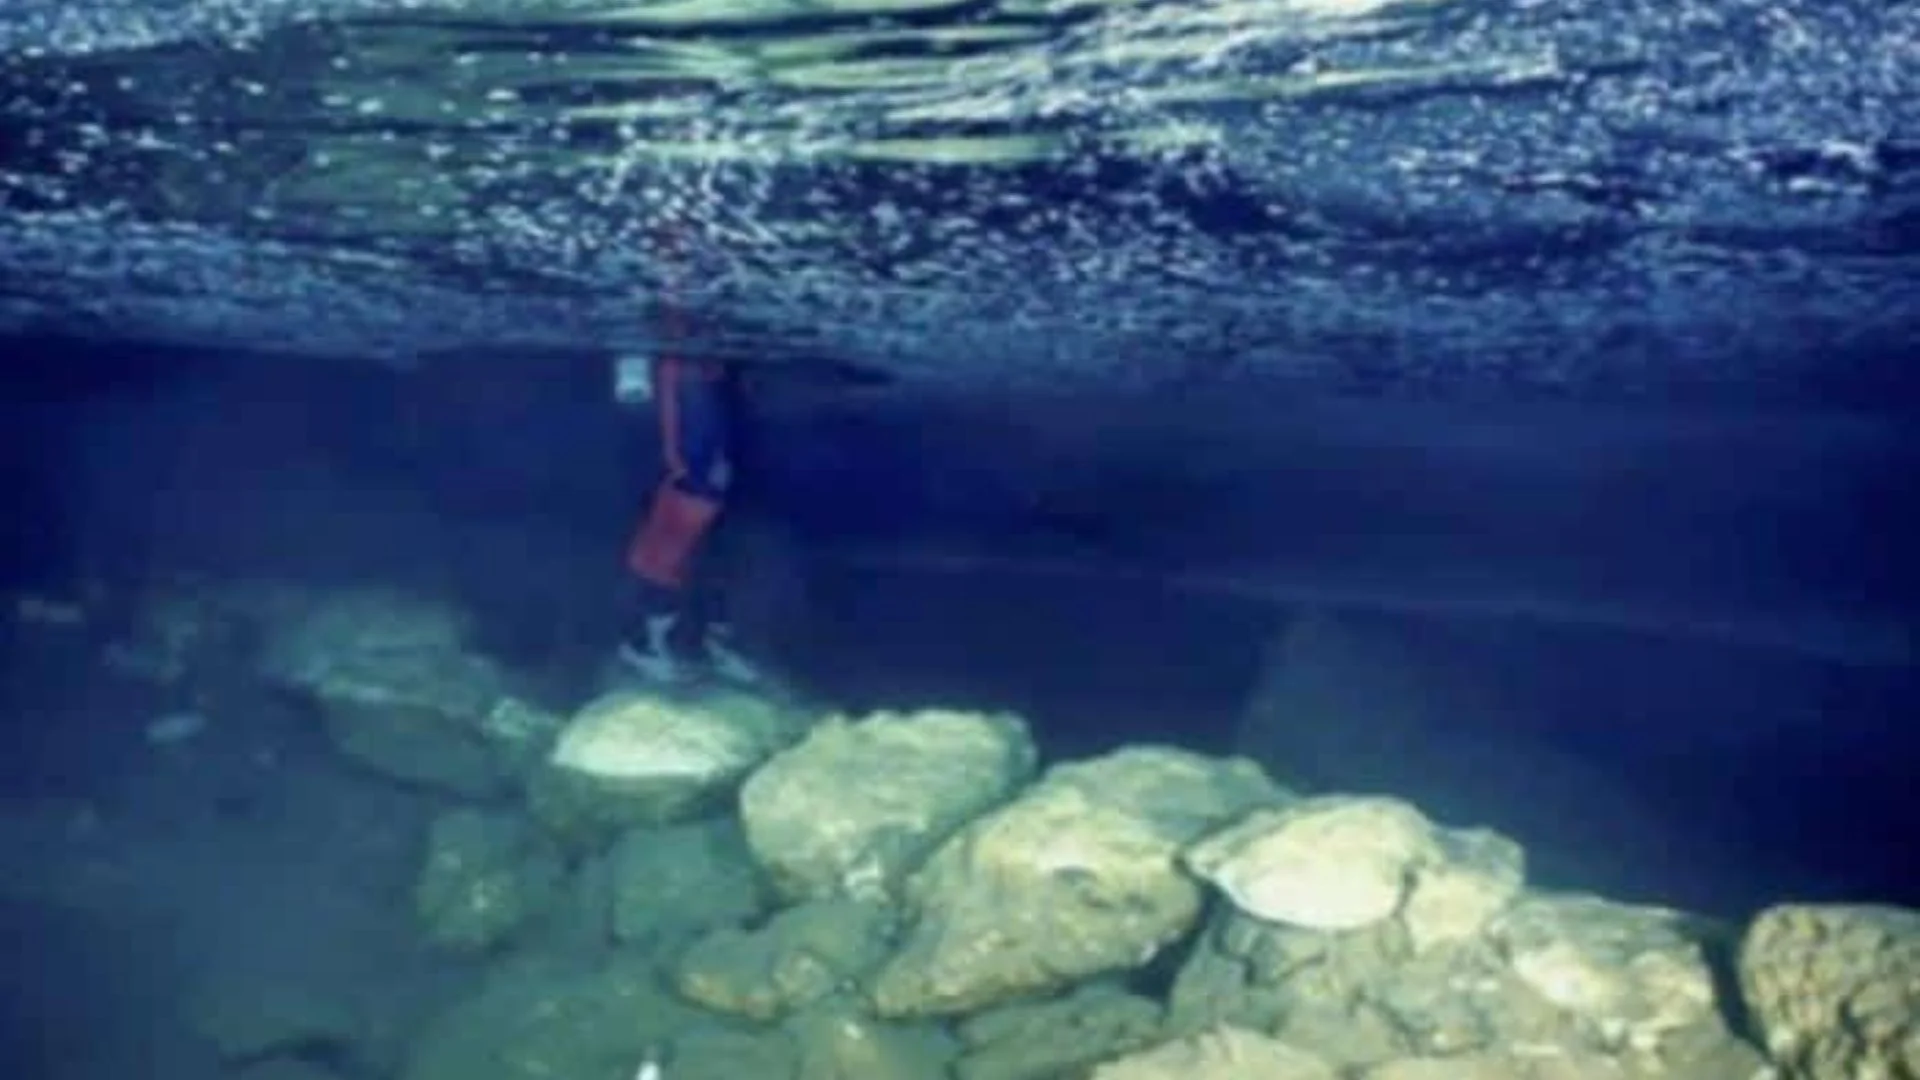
[1492,893,1725,1061]
[1364,1042,1771,1080]
[531,851,617,958]
[259,585,471,673]
[868,746,1286,1018]
[1361,1053,1639,1079]
[954,981,1164,1080]
[1739,903,1920,1080]
[1401,826,1528,952]
[1654,1026,1773,1079]
[401,952,711,1080]
[1166,890,1750,1075]
[670,1027,800,1080]
[739,709,1038,903]
[478,696,567,769]
[413,808,564,954]
[260,587,557,796]
[327,691,518,797]
[787,1005,961,1080]
[607,819,767,949]
[1088,1026,1338,1080]
[1183,795,1520,941]
[676,898,895,1021]
[1164,911,1304,1041]
[534,688,807,839]
[1166,909,1483,1069]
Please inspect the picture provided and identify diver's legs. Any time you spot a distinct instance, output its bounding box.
[618,357,730,684]
[618,484,722,683]
[616,356,768,687]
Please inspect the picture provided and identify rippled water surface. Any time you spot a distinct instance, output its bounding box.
[1,0,1915,398]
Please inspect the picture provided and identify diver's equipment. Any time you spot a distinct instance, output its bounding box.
[626,481,723,589]
[613,352,653,404]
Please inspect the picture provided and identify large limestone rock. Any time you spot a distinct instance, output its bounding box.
[867,746,1287,1018]
[412,808,563,954]
[1492,894,1728,1061]
[1088,1026,1338,1080]
[260,587,560,796]
[532,688,808,842]
[739,709,1038,903]
[1182,795,1523,947]
[1167,889,1757,1076]
[1739,903,1920,1080]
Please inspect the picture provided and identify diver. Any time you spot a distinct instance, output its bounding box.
[613,348,767,688]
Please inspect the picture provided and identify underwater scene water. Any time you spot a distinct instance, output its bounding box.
[3,0,1919,1078]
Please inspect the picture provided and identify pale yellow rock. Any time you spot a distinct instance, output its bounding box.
[1739,903,1920,1080]
[738,708,1036,902]
[1182,795,1441,931]
[868,747,1285,1018]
